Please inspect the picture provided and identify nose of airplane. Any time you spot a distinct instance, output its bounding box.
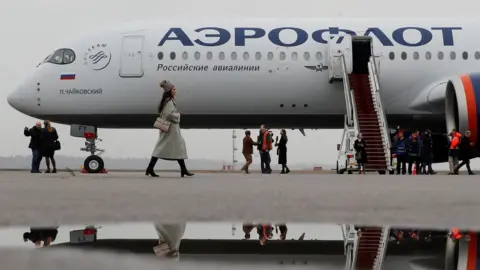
[7,85,29,114]
[7,90,20,109]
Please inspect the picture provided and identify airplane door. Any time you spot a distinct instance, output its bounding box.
[119,36,144,78]
[328,34,352,82]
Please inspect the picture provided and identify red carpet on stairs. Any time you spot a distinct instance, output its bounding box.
[355,227,383,269]
[348,73,388,172]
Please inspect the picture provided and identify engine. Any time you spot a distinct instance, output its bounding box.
[445,73,480,145]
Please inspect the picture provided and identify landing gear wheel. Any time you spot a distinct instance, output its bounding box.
[84,155,104,173]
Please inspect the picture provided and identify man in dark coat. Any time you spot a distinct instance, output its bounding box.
[24,122,44,173]
[421,129,436,175]
[454,130,476,175]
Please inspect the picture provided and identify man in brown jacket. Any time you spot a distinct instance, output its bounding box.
[241,130,257,174]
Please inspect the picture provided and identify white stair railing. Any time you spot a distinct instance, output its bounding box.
[367,57,391,170]
[333,53,359,132]
[373,227,390,270]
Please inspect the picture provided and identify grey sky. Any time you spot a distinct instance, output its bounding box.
[1,0,480,168]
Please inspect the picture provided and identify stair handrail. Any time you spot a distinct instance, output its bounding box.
[351,228,359,269]
[368,56,391,169]
[349,89,360,137]
[338,54,354,127]
[373,227,390,270]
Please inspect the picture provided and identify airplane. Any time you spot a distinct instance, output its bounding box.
[7,18,480,172]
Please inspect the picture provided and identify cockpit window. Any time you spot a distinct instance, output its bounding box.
[45,48,76,65]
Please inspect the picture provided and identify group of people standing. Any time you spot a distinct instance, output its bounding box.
[240,125,290,174]
[24,120,60,173]
[352,127,440,175]
[391,128,437,175]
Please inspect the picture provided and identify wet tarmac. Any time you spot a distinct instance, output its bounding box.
[0,171,478,228]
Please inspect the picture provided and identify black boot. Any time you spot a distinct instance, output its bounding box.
[285,166,290,174]
[178,159,194,177]
[146,157,159,177]
[280,165,285,174]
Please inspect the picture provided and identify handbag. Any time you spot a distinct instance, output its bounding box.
[355,151,362,160]
[153,116,171,132]
[54,140,61,151]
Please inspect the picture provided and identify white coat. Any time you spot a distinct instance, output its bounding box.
[152,99,188,160]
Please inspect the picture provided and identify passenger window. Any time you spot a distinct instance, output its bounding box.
[47,48,76,65]
[413,52,419,60]
[182,52,188,60]
[158,52,164,60]
[279,52,286,60]
[425,51,432,60]
[194,52,200,60]
[303,52,310,60]
[438,51,444,60]
[231,52,237,60]
[450,51,456,60]
[401,52,407,60]
[475,51,480,60]
[291,52,298,61]
[463,51,469,60]
[389,52,395,60]
[206,52,213,60]
[255,52,261,60]
[243,52,249,60]
[316,52,322,60]
[219,52,225,60]
[267,52,274,60]
[170,52,176,60]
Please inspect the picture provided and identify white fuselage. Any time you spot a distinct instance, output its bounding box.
[7,18,480,130]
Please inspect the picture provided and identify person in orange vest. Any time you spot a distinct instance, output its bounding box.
[447,130,461,175]
[257,224,273,245]
[450,228,463,241]
[257,125,273,174]
[454,129,476,175]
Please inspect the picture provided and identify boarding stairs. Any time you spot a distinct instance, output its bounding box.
[331,35,392,174]
[342,225,390,270]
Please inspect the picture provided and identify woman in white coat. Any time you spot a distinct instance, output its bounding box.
[146,80,194,177]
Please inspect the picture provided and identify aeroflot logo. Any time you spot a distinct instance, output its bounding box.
[84,44,112,71]
[158,27,462,47]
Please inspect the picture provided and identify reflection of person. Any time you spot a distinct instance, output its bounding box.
[146,80,194,178]
[23,227,58,248]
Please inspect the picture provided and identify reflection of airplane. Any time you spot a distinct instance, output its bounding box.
[55,224,465,269]
[7,18,480,171]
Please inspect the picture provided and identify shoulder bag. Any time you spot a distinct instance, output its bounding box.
[153,116,171,132]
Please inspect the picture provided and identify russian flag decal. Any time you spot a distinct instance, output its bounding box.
[60,73,75,80]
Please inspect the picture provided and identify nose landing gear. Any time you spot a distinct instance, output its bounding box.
[70,125,107,174]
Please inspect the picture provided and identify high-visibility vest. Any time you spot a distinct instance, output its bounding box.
[262,131,272,151]
[451,228,462,239]
[450,134,461,149]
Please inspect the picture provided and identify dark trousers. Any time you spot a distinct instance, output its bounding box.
[260,151,271,173]
[456,159,472,173]
[408,155,420,175]
[31,148,42,173]
[396,154,407,175]
[421,153,434,174]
